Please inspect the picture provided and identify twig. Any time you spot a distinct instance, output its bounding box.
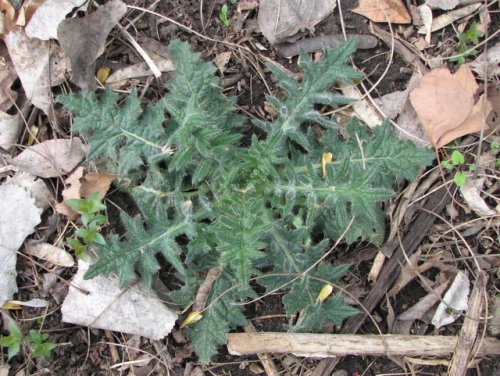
[276,34,378,58]
[117,24,161,78]
[447,272,488,376]
[227,333,500,357]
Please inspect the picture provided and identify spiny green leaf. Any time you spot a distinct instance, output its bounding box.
[84,212,192,289]
[61,39,435,362]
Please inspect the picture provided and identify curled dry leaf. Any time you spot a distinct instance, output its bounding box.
[106,53,175,90]
[258,0,337,44]
[351,0,411,24]
[339,83,382,128]
[193,267,221,312]
[460,177,496,217]
[57,0,127,90]
[12,138,87,178]
[432,271,469,328]
[25,240,75,267]
[417,4,481,34]
[409,65,492,148]
[418,4,433,44]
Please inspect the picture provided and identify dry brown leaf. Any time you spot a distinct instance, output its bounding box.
[55,166,84,219]
[258,0,337,44]
[409,65,492,148]
[351,0,411,24]
[417,3,481,34]
[56,169,115,218]
[12,138,87,178]
[4,31,69,115]
[80,172,116,199]
[238,1,259,12]
[213,51,231,75]
[57,0,127,90]
[25,240,75,267]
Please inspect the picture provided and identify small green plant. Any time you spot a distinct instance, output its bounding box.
[0,321,56,360]
[491,141,499,153]
[450,22,483,64]
[26,330,57,358]
[441,150,474,186]
[66,192,107,260]
[59,40,435,362]
[0,320,22,360]
[219,4,230,27]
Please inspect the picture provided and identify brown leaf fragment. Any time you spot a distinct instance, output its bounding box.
[351,0,411,24]
[192,267,221,312]
[213,51,231,75]
[258,0,338,44]
[55,167,84,219]
[409,65,491,148]
[238,1,259,12]
[12,138,87,178]
[80,172,116,200]
[57,0,127,90]
[4,31,68,115]
[0,49,17,112]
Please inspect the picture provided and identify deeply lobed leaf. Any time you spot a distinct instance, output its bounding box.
[61,39,435,363]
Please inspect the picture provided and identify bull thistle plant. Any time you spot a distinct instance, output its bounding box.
[59,40,434,361]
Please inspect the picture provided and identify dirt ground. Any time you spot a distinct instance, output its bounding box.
[2,0,499,375]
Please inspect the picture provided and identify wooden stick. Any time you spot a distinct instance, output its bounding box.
[245,323,279,376]
[227,333,500,358]
[447,272,488,376]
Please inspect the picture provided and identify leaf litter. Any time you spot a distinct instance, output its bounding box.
[258,0,337,44]
[409,64,492,148]
[57,0,127,90]
[61,260,177,340]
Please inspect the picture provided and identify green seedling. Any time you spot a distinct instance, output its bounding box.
[450,22,483,64]
[66,192,107,260]
[0,322,56,360]
[491,142,499,153]
[441,150,471,187]
[0,320,22,360]
[26,330,56,358]
[219,4,230,27]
